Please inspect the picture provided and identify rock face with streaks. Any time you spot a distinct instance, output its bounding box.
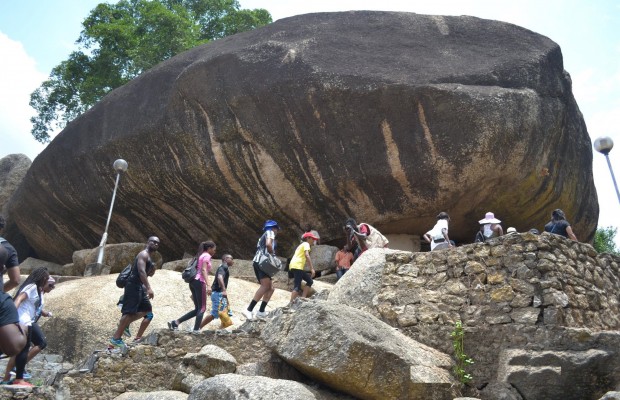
[7,11,597,263]
[0,154,34,258]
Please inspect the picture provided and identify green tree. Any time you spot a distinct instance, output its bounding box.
[593,226,620,255]
[30,0,271,143]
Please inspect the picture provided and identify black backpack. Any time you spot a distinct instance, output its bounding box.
[182,257,198,283]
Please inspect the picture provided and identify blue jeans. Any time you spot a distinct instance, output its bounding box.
[210,292,228,318]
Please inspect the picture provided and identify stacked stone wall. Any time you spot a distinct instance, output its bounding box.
[374,232,620,396]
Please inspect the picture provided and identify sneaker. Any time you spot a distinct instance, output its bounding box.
[190,330,201,335]
[131,337,144,345]
[241,309,254,321]
[123,327,131,337]
[228,309,233,317]
[255,311,268,319]
[108,337,127,349]
[9,369,31,380]
[10,379,33,388]
[167,321,178,331]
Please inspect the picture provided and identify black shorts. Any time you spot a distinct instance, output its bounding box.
[292,269,313,293]
[121,282,152,315]
[253,261,272,282]
[0,292,18,327]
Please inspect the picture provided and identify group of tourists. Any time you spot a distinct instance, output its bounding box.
[1,208,581,376]
[423,208,578,251]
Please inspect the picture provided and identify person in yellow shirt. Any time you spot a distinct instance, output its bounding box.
[289,232,318,302]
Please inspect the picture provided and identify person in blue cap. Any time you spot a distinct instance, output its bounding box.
[242,220,279,320]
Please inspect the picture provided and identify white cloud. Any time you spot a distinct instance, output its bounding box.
[0,31,48,160]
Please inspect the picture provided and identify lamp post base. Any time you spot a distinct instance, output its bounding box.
[84,262,111,277]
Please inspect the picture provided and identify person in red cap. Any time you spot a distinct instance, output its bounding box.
[289,231,318,302]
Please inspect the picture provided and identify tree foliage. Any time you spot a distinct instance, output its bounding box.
[30,0,272,143]
[593,226,620,255]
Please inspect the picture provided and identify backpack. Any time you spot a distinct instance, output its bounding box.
[474,231,486,243]
[116,263,133,288]
[182,257,198,283]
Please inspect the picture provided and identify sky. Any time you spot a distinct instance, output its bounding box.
[0,0,619,242]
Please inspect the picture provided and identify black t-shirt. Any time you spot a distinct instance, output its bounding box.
[0,292,19,327]
[211,264,229,292]
[0,240,19,292]
[128,254,154,285]
[544,220,571,238]
[0,241,19,269]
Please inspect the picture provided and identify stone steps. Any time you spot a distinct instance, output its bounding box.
[0,352,72,386]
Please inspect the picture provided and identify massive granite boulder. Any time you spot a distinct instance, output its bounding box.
[7,11,597,263]
[0,153,34,258]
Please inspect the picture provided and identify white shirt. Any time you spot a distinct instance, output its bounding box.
[426,219,449,250]
[253,230,276,262]
[17,283,40,326]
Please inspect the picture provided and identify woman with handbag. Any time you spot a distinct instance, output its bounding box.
[242,220,279,320]
[168,241,216,333]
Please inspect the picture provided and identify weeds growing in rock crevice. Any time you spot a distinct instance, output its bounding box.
[450,320,474,384]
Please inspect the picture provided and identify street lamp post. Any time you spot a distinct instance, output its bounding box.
[96,159,129,264]
[594,136,620,205]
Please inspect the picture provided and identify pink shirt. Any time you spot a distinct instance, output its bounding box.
[196,252,212,283]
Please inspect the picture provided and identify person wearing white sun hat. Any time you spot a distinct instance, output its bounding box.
[475,212,504,242]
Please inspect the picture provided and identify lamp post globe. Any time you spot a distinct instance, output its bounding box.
[113,159,128,173]
[594,137,614,156]
[594,136,620,205]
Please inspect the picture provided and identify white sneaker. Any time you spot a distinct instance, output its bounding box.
[242,309,254,320]
[255,311,268,319]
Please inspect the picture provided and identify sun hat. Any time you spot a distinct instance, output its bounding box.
[302,232,319,240]
[263,220,279,231]
[507,227,517,234]
[478,212,501,224]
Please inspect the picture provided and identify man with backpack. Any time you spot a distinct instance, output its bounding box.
[109,236,159,350]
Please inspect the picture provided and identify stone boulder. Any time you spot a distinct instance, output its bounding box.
[236,353,306,382]
[173,345,237,393]
[7,11,597,264]
[162,258,193,272]
[188,374,317,400]
[496,348,620,400]
[309,245,338,272]
[0,154,31,214]
[0,153,34,259]
[18,257,64,275]
[261,300,456,400]
[327,248,399,316]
